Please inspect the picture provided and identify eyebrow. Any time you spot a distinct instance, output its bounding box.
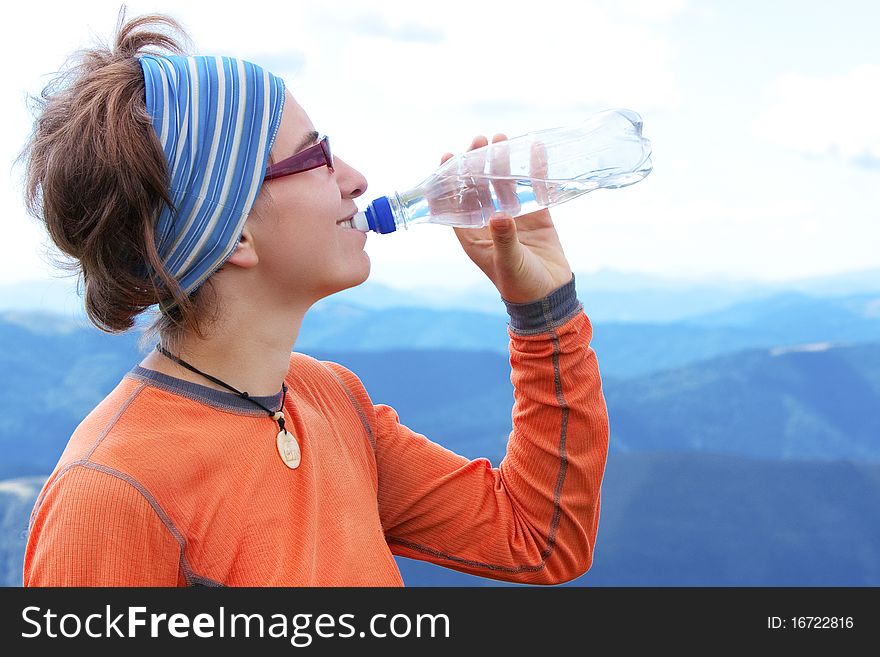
[294,130,320,153]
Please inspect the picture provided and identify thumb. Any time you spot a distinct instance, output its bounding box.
[489,215,525,277]
[489,214,519,254]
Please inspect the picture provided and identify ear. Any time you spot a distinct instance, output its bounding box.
[225,225,260,269]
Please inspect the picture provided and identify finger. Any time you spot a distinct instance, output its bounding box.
[531,139,551,206]
[429,152,458,216]
[469,135,489,151]
[465,135,493,224]
[489,133,520,216]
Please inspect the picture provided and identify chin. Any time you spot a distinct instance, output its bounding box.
[318,260,371,300]
[351,252,371,286]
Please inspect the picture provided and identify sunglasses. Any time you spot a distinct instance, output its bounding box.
[263,135,334,182]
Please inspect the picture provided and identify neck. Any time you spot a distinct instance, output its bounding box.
[140,294,311,398]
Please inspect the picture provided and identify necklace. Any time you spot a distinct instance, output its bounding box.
[155,343,301,469]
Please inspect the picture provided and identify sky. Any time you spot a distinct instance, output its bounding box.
[2,0,878,291]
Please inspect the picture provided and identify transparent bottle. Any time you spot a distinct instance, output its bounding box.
[352,108,652,234]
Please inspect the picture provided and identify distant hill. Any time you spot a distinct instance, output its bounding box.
[602,340,880,460]
[0,314,141,478]
[5,453,878,587]
[308,349,515,466]
[681,290,880,335]
[302,290,880,378]
[0,476,43,587]
[3,266,878,322]
[2,310,878,479]
[300,303,510,352]
[6,291,874,381]
[311,340,880,463]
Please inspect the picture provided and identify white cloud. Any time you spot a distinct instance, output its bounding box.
[319,9,446,43]
[753,65,880,169]
[599,0,689,21]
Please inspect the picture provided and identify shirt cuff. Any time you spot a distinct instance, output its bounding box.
[502,274,583,335]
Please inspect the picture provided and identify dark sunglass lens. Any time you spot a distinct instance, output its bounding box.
[301,146,327,171]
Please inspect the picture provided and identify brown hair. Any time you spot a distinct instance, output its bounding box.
[18,7,218,353]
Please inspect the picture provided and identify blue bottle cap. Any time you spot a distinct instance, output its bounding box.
[364,196,398,234]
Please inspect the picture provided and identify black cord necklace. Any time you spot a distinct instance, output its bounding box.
[155,343,301,469]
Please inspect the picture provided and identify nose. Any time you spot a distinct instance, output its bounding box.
[334,156,368,200]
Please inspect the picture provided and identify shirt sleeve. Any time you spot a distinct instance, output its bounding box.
[326,274,610,585]
[23,464,182,586]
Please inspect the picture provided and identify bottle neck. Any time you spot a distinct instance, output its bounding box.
[390,191,412,230]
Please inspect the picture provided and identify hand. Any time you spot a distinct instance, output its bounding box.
[443,134,573,304]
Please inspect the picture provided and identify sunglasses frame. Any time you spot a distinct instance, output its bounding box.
[263,135,334,182]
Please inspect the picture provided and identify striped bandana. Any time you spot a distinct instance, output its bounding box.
[139,54,286,298]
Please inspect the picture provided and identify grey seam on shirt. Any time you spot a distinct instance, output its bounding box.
[538,299,570,561]
[29,382,223,587]
[28,383,147,534]
[385,536,546,574]
[324,366,377,453]
[385,311,571,576]
[83,383,148,461]
[77,461,220,586]
[126,368,279,416]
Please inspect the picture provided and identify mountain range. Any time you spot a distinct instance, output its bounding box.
[296,289,880,379]
[3,266,879,322]
[1,268,877,586]
[307,340,880,464]
[2,287,878,479]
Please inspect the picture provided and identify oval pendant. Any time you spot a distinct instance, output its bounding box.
[276,429,301,469]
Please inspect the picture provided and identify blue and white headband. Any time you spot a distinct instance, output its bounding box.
[139,54,286,298]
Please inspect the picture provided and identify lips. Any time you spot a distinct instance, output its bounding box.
[337,212,366,232]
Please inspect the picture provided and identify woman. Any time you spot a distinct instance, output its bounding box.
[21,10,609,586]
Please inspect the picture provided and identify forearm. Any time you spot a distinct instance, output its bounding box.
[378,275,611,584]
[497,274,610,581]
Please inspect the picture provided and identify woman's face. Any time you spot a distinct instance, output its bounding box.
[247,90,370,304]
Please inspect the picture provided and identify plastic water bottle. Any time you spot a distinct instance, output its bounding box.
[352,108,652,234]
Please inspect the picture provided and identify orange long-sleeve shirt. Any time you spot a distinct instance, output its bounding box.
[24,276,609,586]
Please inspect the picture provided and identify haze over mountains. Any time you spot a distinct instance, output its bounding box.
[1,266,877,586]
[4,266,879,321]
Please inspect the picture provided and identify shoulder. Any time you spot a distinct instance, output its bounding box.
[51,375,152,471]
[286,351,377,436]
[286,351,369,397]
[54,372,264,502]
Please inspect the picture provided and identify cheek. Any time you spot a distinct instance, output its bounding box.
[253,176,343,254]
[262,190,337,258]
[275,178,338,222]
